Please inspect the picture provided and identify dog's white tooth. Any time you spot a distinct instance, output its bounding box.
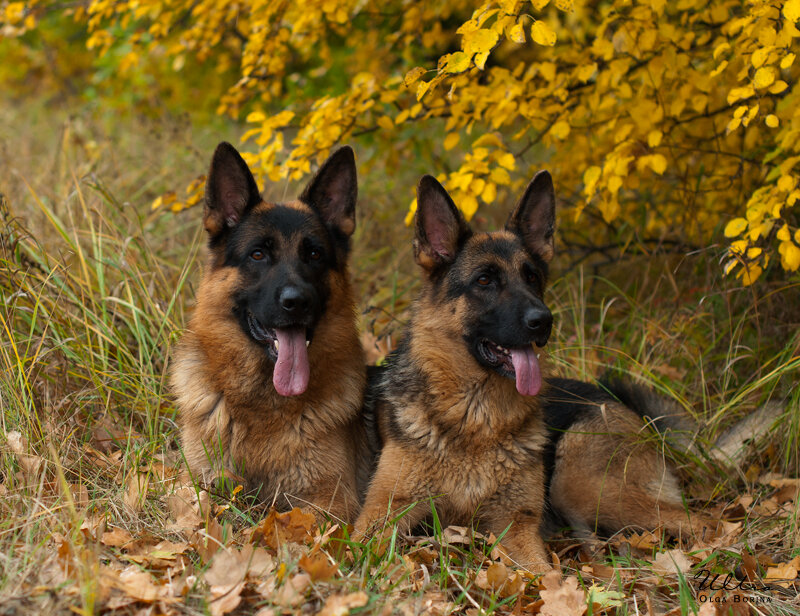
[275,339,280,352]
[305,340,310,347]
[536,353,540,359]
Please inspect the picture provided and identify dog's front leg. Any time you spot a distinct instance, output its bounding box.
[354,443,431,542]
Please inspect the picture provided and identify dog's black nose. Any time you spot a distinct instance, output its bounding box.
[279,286,311,315]
[525,306,552,347]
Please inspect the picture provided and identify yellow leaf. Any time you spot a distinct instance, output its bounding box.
[576,63,597,82]
[710,60,728,77]
[583,166,601,194]
[608,175,622,194]
[647,130,663,147]
[783,0,800,22]
[555,0,573,11]
[531,21,557,46]
[781,53,796,69]
[508,23,525,43]
[404,67,427,88]
[765,114,779,128]
[497,152,516,170]
[444,52,471,74]
[750,47,770,68]
[474,51,491,70]
[463,29,499,56]
[532,0,550,9]
[550,120,571,140]
[753,66,776,89]
[781,242,800,271]
[474,134,505,149]
[778,175,796,192]
[416,80,431,101]
[490,167,511,184]
[482,182,497,203]
[650,154,667,175]
[377,116,395,131]
[246,111,266,124]
[444,133,460,151]
[724,218,748,238]
[460,194,479,220]
[713,42,730,59]
[739,264,763,285]
[769,80,788,94]
[777,224,791,241]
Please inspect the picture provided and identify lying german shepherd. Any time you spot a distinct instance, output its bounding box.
[171,142,372,521]
[355,171,715,570]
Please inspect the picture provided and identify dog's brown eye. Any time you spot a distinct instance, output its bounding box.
[309,249,321,261]
[477,274,491,286]
[251,250,265,261]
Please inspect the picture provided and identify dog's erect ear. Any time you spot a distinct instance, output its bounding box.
[300,146,358,238]
[204,142,261,236]
[506,170,556,262]
[414,175,471,270]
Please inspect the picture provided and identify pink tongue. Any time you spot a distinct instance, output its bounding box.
[509,347,542,396]
[273,328,309,397]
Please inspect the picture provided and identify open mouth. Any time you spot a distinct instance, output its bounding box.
[478,338,542,397]
[246,311,311,397]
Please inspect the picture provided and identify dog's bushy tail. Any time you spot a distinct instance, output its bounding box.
[600,377,783,467]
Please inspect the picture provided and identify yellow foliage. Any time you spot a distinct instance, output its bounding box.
[6,0,800,283]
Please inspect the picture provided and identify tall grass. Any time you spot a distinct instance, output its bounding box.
[0,102,798,614]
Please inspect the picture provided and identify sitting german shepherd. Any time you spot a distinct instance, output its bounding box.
[171,143,373,521]
[355,171,715,570]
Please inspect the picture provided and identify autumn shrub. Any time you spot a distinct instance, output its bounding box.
[3,0,799,284]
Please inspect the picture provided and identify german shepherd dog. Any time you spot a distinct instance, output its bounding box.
[355,172,715,570]
[355,172,556,571]
[171,143,371,521]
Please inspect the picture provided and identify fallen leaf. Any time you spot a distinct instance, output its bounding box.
[298,551,339,581]
[6,430,44,480]
[101,527,135,548]
[318,591,369,616]
[166,486,207,531]
[252,507,315,549]
[652,549,692,576]
[123,471,149,512]
[274,572,311,608]
[539,570,587,616]
[765,561,798,588]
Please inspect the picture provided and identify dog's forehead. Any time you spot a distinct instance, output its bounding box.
[458,231,529,270]
[234,201,327,247]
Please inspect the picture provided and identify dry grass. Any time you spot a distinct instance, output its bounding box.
[1,101,799,615]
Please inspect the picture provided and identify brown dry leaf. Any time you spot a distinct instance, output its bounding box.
[624,530,660,550]
[208,581,245,616]
[486,562,509,588]
[253,507,315,549]
[115,566,176,604]
[204,548,251,616]
[765,561,798,588]
[166,486,207,531]
[298,551,339,581]
[318,591,369,616]
[443,525,471,545]
[741,551,759,583]
[192,516,224,563]
[651,549,692,576]
[126,539,190,568]
[274,572,311,608]
[123,471,150,512]
[101,526,135,548]
[6,430,44,480]
[539,570,586,616]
